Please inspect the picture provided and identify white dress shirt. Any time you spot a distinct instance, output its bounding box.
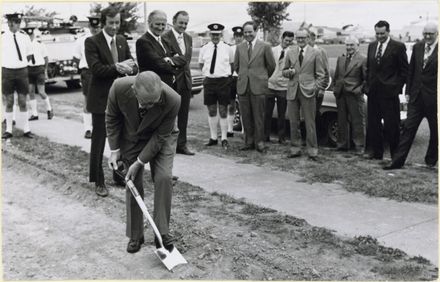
[171,28,186,54]
[148,30,166,52]
[28,39,48,67]
[2,30,33,69]
[198,41,233,78]
[376,36,390,57]
[73,31,92,69]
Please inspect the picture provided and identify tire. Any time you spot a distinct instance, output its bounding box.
[320,113,338,147]
[66,79,82,89]
[233,98,242,131]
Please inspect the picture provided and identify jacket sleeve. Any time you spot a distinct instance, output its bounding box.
[122,37,138,75]
[136,36,176,74]
[138,83,181,163]
[405,44,416,96]
[397,42,409,90]
[85,37,119,78]
[314,52,326,90]
[162,36,188,68]
[264,44,276,77]
[105,80,123,150]
[233,45,240,73]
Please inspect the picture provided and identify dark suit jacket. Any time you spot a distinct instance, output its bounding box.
[234,39,276,95]
[365,38,408,97]
[406,41,438,103]
[333,51,367,98]
[161,29,192,92]
[105,76,181,163]
[85,31,136,114]
[136,32,182,86]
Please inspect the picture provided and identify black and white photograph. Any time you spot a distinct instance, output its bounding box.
[1,0,438,280]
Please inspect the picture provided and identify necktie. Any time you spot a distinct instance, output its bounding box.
[13,34,22,61]
[279,49,285,61]
[376,43,383,65]
[209,44,217,74]
[299,48,304,66]
[110,38,118,63]
[31,55,35,65]
[248,41,253,60]
[157,36,166,52]
[178,34,185,54]
[423,44,431,68]
[345,54,352,71]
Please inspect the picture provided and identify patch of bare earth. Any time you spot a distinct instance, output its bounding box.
[1,133,438,280]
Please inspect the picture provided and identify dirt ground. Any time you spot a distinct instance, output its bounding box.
[1,134,438,280]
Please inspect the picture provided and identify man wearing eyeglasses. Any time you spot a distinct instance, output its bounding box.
[383,22,438,170]
[106,71,181,254]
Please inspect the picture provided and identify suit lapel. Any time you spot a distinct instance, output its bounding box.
[249,40,263,64]
[97,32,114,64]
[166,31,182,55]
[344,52,359,75]
[146,32,167,56]
[424,43,438,69]
[119,88,140,129]
[300,46,313,71]
[136,105,162,135]
[381,39,393,60]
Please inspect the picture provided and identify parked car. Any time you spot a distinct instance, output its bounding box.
[190,68,204,95]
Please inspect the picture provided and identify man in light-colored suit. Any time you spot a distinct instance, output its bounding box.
[333,36,367,153]
[282,29,326,160]
[234,21,275,153]
[106,71,180,254]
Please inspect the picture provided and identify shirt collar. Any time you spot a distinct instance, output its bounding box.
[102,29,115,46]
[379,36,390,46]
[172,28,183,40]
[426,38,438,49]
[148,29,161,41]
[248,37,257,46]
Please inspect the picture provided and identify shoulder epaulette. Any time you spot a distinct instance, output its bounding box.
[201,42,209,47]
[19,30,26,34]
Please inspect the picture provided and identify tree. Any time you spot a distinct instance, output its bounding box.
[247,2,291,44]
[90,2,139,35]
[21,5,58,18]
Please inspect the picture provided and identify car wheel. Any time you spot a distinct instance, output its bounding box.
[233,98,242,131]
[66,79,82,89]
[321,114,338,147]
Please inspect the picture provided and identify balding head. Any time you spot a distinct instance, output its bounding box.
[148,10,167,36]
[423,22,438,45]
[134,71,163,109]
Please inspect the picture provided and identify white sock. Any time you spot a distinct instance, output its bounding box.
[29,99,38,116]
[5,112,13,133]
[18,111,30,133]
[208,115,219,140]
[83,113,92,132]
[12,104,17,121]
[227,114,234,132]
[220,118,228,140]
[44,97,52,111]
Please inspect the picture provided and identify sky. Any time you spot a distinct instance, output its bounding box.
[1,1,438,32]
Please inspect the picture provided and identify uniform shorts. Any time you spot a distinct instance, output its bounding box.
[80,68,92,97]
[229,76,238,101]
[203,77,231,106]
[28,65,46,85]
[2,67,29,95]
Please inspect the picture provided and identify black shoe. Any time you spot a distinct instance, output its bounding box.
[28,115,39,121]
[239,145,254,151]
[2,132,13,139]
[205,138,218,146]
[127,236,145,253]
[176,146,195,155]
[287,150,301,158]
[336,146,348,152]
[221,139,229,150]
[363,153,383,160]
[278,138,287,145]
[227,132,234,138]
[256,144,268,153]
[308,155,318,161]
[383,163,403,170]
[95,184,108,197]
[233,124,242,132]
[84,130,92,139]
[47,110,54,120]
[154,234,175,252]
[23,131,34,138]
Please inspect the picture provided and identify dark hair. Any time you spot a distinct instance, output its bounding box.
[374,20,390,32]
[242,21,258,31]
[282,31,294,39]
[173,11,188,22]
[101,6,120,26]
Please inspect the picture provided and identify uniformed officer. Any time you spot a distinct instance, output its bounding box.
[227,26,244,136]
[198,23,234,150]
[2,13,34,139]
[73,15,101,139]
[24,26,54,121]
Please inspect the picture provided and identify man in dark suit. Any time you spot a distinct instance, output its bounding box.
[364,20,408,160]
[234,21,275,153]
[85,6,137,197]
[106,71,180,253]
[161,11,195,156]
[383,23,438,170]
[333,36,367,153]
[136,10,186,87]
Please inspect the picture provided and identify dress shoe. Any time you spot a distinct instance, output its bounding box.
[95,184,108,197]
[256,144,268,153]
[227,132,234,138]
[176,146,195,155]
[28,115,39,121]
[383,163,403,170]
[2,132,13,139]
[221,139,229,150]
[287,150,302,158]
[278,138,287,145]
[127,236,145,253]
[84,130,92,139]
[23,131,34,138]
[336,146,348,152]
[239,144,255,151]
[233,124,242,131]
[47,110,54,120]
[205,138,218,146]
[426,162,436,168]
[308,155,318,161]
[363,153,383,160]
[155,234,175,252]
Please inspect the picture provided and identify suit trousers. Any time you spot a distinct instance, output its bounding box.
[175,87,191,150]
[366,93,400,158]
[287,89,318,156]
[238,85,266,148]
[392,92,438,167]
[336,91,366,148]
[264,89,287,141]
[89,113,106,185]
[126,131,178,239]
